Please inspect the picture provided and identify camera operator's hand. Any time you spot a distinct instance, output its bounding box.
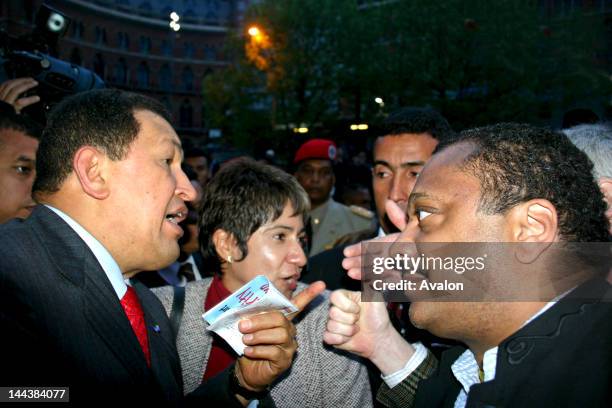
[0,78,40,114]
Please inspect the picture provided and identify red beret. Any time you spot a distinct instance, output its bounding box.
[294,139,337,164]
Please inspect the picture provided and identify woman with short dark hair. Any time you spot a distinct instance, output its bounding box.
[155,158,372,407]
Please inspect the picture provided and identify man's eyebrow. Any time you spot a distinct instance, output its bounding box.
[408,191,442,207]
[373,160,426,168]
[169,139,184,159]
[400,160,426,168]
[16,156,35,163]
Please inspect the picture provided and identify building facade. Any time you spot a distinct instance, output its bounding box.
[1,0,251,136]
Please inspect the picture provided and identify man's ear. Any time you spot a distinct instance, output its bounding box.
[73,146,110,200]
[599,177,612,206]
[211,229,239,262]
[507,199,558,263]
[599,177,612,234]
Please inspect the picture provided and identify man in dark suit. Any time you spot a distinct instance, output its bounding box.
[0,89,321,406]
[325,123,611,407]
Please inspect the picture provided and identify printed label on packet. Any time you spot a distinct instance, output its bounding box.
[202,275,298,355]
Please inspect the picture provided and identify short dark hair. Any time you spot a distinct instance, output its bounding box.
[381,107,454,143]
[199,158,309,272]
[437,123,610,242]
[33,89,170,194]
[0,108,42,144]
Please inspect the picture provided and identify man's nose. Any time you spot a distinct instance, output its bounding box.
[389,174,413,205]
[176,169,197,202]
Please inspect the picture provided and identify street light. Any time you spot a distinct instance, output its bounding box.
[245,24,271,70]
[169,11,180,31]
[248,26,261,38]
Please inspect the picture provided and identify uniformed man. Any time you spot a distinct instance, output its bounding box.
[294,138,374,256]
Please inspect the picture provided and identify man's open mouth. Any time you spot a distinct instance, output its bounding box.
[165,211,186,225]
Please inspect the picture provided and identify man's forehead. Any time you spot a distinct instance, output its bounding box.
[374,133,437,157]
[0,128,38,156]
[133,109,181,147]
[299,159,332,169]
[410,142,479,201]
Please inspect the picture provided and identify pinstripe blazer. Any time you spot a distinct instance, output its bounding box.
[154,278,373,408]
[0,206,243,407]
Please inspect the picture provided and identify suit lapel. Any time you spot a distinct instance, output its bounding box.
[81,250,152,379]
[134,281,183,402]
[32,206,151,380]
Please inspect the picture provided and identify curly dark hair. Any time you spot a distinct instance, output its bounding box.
[198,158,310,273]
[33,89,170,194]
[436,123,610,242]
[381,107,455,143]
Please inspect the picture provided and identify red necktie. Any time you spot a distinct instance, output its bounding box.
[120,286,151,367]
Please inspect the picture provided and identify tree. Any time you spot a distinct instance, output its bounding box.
[202,0,610,150]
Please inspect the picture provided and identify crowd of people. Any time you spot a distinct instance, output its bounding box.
[0,76,610,408]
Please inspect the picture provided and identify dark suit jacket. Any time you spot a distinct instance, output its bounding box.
[0,206,242,407]
[379,278,612,408]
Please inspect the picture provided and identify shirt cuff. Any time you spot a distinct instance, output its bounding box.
[381,342,428,389]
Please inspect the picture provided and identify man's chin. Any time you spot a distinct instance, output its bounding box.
[408,301,435,330]
[149,243,181,270]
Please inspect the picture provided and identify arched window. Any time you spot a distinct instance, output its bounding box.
[70,48,82,65]
[160,64,172,91]
[203,45,216,61]
[137,62,150,88]
[72,21,83,39]
[184,42,195,59]
[161,40,173,56]
[179,99,193,128]
[114,58,128,84]
[117,32,130,50]
[93,53,105,78]
[95,27,107,45]
[140,36,151,55]
[161,96,173,117]
[181,66,194,91]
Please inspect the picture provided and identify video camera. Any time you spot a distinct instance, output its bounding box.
[0,4,105,124]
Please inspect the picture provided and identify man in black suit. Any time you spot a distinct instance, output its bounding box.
[0,89,321,406]
[304,107,454,291]
[325,123,611,407]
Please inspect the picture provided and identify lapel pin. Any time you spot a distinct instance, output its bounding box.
[152,324,160,333]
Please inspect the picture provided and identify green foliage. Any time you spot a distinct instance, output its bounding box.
[202,0,610,146]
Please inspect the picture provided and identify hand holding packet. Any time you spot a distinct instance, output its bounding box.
[202,275,298,355]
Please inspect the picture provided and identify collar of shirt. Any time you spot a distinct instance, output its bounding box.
[158,255,203,287]
[450,295,566,407]
[158,261,183,286]
[184,254,202,280]
[377,226,386,238]
[45,205,127,299]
